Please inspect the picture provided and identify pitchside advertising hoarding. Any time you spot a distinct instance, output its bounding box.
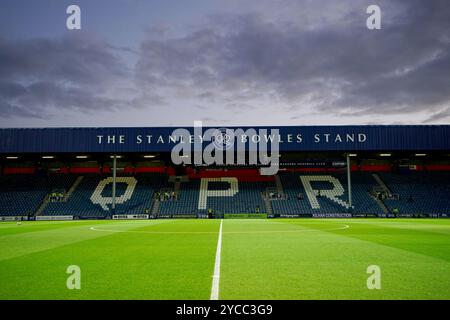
[0,125,449,153]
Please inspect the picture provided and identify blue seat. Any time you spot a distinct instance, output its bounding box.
[0,174,77,216]
[380,172,450,214]
[272,172,381,215]
[43,173,169,217]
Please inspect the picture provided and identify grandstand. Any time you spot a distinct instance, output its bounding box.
[0,125,450,220]
[272,171,382,216]
[379,171,450,215]
[41,173,168,217]
[1,166,450,219]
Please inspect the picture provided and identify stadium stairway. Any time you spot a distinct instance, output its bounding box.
[262,193,273,215]
[2,171,450,218]
[34,196,50,217]
[274,175,286,198]
[372,173,392,196]
[41,173,169,218]
[0,174,77,217]
[34,176,85,216]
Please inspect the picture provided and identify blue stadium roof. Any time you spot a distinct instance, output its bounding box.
[0,125,449,153]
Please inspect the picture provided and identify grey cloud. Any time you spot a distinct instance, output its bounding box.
[0,33,130,123]
[0,33,127,83]
[1,0,450,127]
[135,0,450,121]
[1,102,45,119]
[424,107,450,123]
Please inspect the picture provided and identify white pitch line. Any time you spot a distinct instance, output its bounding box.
[210,219,223,300]
[89,224,350,235]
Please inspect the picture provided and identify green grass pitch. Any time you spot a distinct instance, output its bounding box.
[0,218,449,300]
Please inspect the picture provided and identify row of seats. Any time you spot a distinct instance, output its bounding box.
[272,172,381,215]
[43,173,168,217]
[0,174,76,216]
[159,179,272,215]
[380,172,450,214]
[0,172,449,217]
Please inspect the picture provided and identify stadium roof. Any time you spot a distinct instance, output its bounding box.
[0,125,449,154]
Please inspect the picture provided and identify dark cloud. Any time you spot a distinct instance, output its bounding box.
[1,0,450,126]
[1,102,45,119]
[135,0,450,122]
[0,33,130,123]
[424,107,450,123]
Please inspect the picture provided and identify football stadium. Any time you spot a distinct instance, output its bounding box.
[1,125,450,300]
[2,0,450,311]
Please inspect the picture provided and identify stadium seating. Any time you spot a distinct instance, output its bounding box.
[159,178,273,215]
[1,170,450,218]
[379,172,450,215]
[0,174,76,216]
[42,173,169,217]
[272,172,382,215]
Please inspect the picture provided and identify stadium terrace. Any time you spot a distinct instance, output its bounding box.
[95,132,367,145]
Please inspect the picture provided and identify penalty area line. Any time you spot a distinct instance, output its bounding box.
[210,219,223,300]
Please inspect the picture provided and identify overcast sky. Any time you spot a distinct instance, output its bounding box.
[0,0,449,128]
